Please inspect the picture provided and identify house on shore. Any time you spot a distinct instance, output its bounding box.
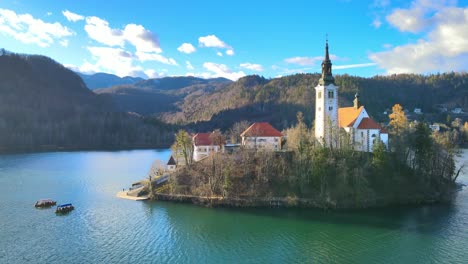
[240,122,283,150]
[192,132,224,161]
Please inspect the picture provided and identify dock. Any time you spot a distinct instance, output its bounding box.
[116,191,149,201]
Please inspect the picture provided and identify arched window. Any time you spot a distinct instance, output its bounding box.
[328,90,334,98]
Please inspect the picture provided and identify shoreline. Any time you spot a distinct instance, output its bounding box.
[0,145,171,155]
[151,191,456,210]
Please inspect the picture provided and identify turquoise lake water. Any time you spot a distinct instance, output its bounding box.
[0,149,467,263]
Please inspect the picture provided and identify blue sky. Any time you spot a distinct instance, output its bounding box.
[1,0,467,80]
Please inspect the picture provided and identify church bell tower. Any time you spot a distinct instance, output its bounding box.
[315,40,339,147]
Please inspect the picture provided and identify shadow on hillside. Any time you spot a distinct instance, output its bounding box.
[183,102,314,132]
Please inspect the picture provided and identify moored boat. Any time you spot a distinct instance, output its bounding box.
[55,203,74,214]
[35,199,56,208]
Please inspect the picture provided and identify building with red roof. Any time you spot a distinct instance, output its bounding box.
[240,122,283,150]
[192,132,225,161]
[336,94,388,152]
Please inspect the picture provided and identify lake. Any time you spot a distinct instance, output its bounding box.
[0,149,467,263]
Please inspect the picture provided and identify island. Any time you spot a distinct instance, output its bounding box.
[144,43,462,209]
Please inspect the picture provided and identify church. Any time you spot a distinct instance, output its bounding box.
[314,41,388,152]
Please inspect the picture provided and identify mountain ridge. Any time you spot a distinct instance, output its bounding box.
[77,72,144,90]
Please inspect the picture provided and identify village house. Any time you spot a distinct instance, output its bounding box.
[166,156,177,172]
[192,132,224,161]
[240,122,283,150]
[429,124,441,132]
[314,41,388,152]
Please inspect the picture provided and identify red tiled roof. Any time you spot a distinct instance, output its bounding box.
[193,133,213,146]
[240,122,283,137]
[357,117,383,130]
[338,106,363,128]
[380,127,388,134]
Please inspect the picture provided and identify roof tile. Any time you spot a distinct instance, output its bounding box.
[338,106,363,127]
[240,122,283,137]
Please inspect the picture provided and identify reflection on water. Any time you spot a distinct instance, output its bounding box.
[0,149,467,263]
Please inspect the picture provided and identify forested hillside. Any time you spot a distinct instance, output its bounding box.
[95,76,231,115]
[0,52,175,153]
[157,73,468,132]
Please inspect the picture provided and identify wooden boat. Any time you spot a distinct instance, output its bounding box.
[35,199,56,208]
[55,203,74,214]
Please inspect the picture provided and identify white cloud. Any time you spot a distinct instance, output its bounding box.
[82,46,146,77]
[62,10,84,22]
[59,39,69,47]
[135,51,177,65]
[0,8,74,47]
[199,35,229,48]
[177,43,196,54]
[372,18,382,28]
[123,24,161,53]
[186,61,194,70]
[46,12,52,17]
[371,1,468,74]
[84,16,161,53]
[284,56,322,66]
[240,63,264,71]
[386,0,457,33]
[203,62,245,81]
[334,63,377,70]
[144,69,166,78]
[199,34,234,55]
[84,16,124,46]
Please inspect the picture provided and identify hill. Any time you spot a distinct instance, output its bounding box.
[77,72,144,90]
[0,52,174,153]
[95,76,232,115]
[157,73,468,132]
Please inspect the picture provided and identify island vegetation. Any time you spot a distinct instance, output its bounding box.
[153,105,462,209]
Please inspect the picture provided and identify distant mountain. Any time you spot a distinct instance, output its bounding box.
[132,76,231,90]
[95,76,232,115]
[0,52,174,153]
[77,72,144,90]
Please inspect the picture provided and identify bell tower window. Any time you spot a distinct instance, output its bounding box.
[328,90,334,98]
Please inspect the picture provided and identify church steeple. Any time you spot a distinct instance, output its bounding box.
[319,39,335,86]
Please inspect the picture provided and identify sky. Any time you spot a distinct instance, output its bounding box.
[0,0,467,80]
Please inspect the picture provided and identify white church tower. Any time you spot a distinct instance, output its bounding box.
[315,40,339,147]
